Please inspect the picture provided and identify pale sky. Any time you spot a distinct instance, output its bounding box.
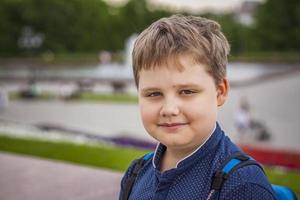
[104,0,264,13]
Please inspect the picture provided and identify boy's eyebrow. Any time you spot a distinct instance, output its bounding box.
[173,83,202,89]
[140,87,161,93]
[140,84,202,92]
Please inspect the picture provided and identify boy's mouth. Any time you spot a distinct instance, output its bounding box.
[157,123,189,132]
[157,122,189,127]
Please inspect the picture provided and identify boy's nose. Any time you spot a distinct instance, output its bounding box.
[160,98,180,117]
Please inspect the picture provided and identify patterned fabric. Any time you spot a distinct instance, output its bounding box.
[119,123,276,200]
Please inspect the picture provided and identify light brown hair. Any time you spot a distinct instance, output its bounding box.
[132,15,230,87]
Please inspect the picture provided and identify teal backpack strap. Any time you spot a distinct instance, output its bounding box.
[121,152,154,200]
[207,152,261,200]
[207,152,298,200]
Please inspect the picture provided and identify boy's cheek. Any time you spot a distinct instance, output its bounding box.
[139,104,154,121]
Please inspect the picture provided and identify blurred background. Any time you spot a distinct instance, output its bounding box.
[0,0,299,199]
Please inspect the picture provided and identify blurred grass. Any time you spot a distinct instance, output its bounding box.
[0,134,299,196]
[9,91,138,103]
[0,134,149,171]
[9,91,56,100]
[265,167,300,196]
[74,93,138,103]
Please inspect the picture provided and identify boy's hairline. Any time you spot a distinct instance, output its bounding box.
[134,53,222,89]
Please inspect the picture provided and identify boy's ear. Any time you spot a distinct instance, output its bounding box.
[216,78,229,106]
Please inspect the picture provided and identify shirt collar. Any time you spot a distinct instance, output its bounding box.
[175,123,216,167]
[152,122,222,170]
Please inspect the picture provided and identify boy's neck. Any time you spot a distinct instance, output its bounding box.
[159,146,197,172]
[159,124,217,172]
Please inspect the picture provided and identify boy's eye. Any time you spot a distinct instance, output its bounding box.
[146,91,162,97]
[180,90,196,95]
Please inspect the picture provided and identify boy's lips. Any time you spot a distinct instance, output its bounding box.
[157,123,189,132]
[158,122,189,127]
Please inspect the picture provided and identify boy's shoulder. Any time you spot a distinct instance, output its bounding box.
[121,152,152,181]
[119,153,154,200]
[220,161,276,199]
[120,154,153,185]
[208,134,276,199]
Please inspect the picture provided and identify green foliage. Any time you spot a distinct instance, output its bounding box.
[110,0,171,50]
[201,0,300,54]
[254,0,300,51]
[201,13,252,55]
[20,0,111,52]
[0,0,171,56]
[0,0,299,56]
[0,0,23,55]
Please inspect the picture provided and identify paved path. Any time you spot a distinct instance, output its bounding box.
[0,101,153,142]
[0,152,123,200]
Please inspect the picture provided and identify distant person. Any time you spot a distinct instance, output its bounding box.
[119,15,277,199]
[235,96,251,142]
[235,97,271,142]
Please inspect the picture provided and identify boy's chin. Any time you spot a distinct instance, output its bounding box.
[162,140,197,151]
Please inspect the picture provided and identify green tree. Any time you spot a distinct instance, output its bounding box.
[0,0,113,55]
[200,13,252,55]
[255,0,300,51]
[110,0,171,51]
[0,0,24,55]
[19,0,111,52]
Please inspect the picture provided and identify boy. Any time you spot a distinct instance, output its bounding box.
[119,15,276,199]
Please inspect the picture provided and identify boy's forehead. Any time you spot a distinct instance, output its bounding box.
[140,54,206,73]
[136,54,214,89]
[138,60,212,87]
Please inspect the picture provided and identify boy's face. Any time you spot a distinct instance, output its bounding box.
[138,56,228,152]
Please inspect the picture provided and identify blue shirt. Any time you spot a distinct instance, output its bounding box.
[119,123,276,200]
